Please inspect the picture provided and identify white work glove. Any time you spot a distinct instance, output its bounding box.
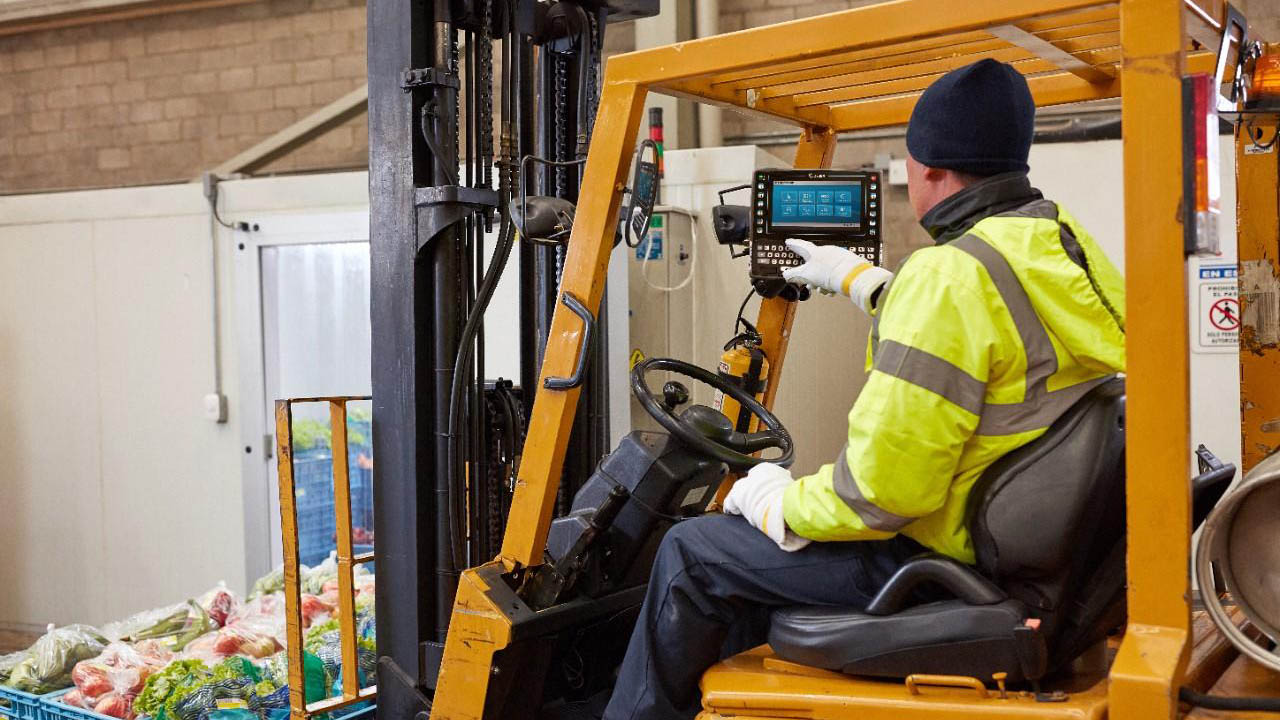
[781,238,892,314]
[723,462,812,552]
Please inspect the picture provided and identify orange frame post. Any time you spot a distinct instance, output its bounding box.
[276,397,377,720]
[1109,0,1192,717]
[1236,118,1280,472]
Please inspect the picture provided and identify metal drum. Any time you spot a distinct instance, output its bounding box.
[1197,450,1280,671]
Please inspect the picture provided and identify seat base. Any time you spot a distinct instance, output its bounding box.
[697,646,1109,720]
[768,599,1042,681]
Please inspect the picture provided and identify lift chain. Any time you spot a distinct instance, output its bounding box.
[479,0,494,193]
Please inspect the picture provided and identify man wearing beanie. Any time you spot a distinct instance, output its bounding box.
[604,60,1126,720]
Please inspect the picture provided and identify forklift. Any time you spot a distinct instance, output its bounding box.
[350,0,1280,718]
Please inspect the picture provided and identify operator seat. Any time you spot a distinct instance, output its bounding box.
[768,378,1127,683]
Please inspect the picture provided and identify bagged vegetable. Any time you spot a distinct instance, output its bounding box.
[103,601,215,652]
[197,584,240,629]
[299,595,333,630]
[224,595,285,649]
[0,649,28,683]
[94,692,133,719]
[136,656,286,720]
[247,568,285,601]
[67,641,173,717]
[4,624,107,694]
[301,557,337,597]
[182,628,279,665]
[134,659,212,720]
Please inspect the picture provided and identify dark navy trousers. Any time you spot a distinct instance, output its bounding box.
[602,513,924,720]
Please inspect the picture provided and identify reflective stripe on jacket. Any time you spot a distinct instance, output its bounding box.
[782,172,1126,563]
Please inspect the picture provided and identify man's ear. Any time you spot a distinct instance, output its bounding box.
[921,164,948,183]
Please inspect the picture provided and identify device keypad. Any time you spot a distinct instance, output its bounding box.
[749,170,882,281]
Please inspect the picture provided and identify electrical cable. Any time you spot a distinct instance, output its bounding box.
[446,206,516,570]
[735,285,757,331]
[1245,115,1280,152]
[420,105,460,186]
[639,205,699,293]
[1179,687,1280,712]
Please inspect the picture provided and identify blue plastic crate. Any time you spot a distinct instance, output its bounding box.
[0,686,59,720]
[293,448,374,568]
[42,691,374,720]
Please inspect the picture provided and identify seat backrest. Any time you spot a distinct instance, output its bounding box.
[966,378,1126,633]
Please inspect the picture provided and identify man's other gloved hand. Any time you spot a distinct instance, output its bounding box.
[782,239,892,314]
[723,462,811,552]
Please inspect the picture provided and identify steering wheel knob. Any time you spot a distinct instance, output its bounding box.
[662,381,691,410]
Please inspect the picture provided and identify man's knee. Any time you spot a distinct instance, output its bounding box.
[655,514,750,569]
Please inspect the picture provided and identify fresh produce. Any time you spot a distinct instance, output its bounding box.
[299,595,333,630]
[247,569,283,602]
[94,693,133,719]
[4,624,107,694]
[196,585,239,629]
[133,659,213,719]
[135,656,293,720]
[0,650,27,683]
[64,641,173,718]
[72,663,113,698]
[103,601,215,652]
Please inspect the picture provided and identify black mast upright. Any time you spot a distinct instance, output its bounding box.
[369,0,658,716]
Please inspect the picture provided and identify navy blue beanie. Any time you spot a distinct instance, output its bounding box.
[906,59,1035,176]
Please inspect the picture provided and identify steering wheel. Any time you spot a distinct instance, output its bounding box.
[631,357,794,471]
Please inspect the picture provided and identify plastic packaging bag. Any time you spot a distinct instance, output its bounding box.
[103,601,215,652]
[0,649,29,683]
[224,596,285,649]
[247,568,285,601]
[4,624,107,694]
[181,628,279,665]
[197,584,240,629]
[299,595,333,630]
[301,556,337,597]
[68,641,173,717]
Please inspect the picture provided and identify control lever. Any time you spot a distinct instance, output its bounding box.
[524,485,630,609]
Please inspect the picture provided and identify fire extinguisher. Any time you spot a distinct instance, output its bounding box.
[713,319,770,433]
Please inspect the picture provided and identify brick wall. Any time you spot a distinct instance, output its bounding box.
[0,0,367,193]
[4,0,1280,193]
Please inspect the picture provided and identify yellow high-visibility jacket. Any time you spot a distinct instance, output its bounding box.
[783,172,1126,564]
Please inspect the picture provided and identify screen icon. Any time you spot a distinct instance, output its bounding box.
[835,190,853,204]
[835,205,854,218]
[779,204,798,218]
[799,191,816,204]
[817,191,834,204]
[816,204,834,217]
[798,205,816,217]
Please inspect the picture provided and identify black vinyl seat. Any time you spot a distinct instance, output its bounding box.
[768,378,1128,683]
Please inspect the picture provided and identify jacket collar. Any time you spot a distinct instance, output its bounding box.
[920,172,1044,244]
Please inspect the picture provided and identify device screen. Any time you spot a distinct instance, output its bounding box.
[769,180,863,229]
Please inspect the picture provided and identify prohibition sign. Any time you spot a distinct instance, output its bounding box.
[1210,297,1240,331]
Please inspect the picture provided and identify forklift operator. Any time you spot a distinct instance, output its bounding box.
[604,59,1128,720]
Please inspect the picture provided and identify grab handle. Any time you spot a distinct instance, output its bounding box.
[544,292,595,390]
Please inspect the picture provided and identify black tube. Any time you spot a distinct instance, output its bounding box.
[1180,687,1280,712]
[446,213,517,573]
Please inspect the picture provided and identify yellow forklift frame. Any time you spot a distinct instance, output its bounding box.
[430,1,1262,718]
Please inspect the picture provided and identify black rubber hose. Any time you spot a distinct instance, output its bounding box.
[1180,687,1280,712]
[446,211,517,569]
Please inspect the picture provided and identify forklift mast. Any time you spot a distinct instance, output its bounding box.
[366,1,657,718]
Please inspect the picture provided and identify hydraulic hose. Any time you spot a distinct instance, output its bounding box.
[1180,687,1280,712]
[446,209,517,570]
